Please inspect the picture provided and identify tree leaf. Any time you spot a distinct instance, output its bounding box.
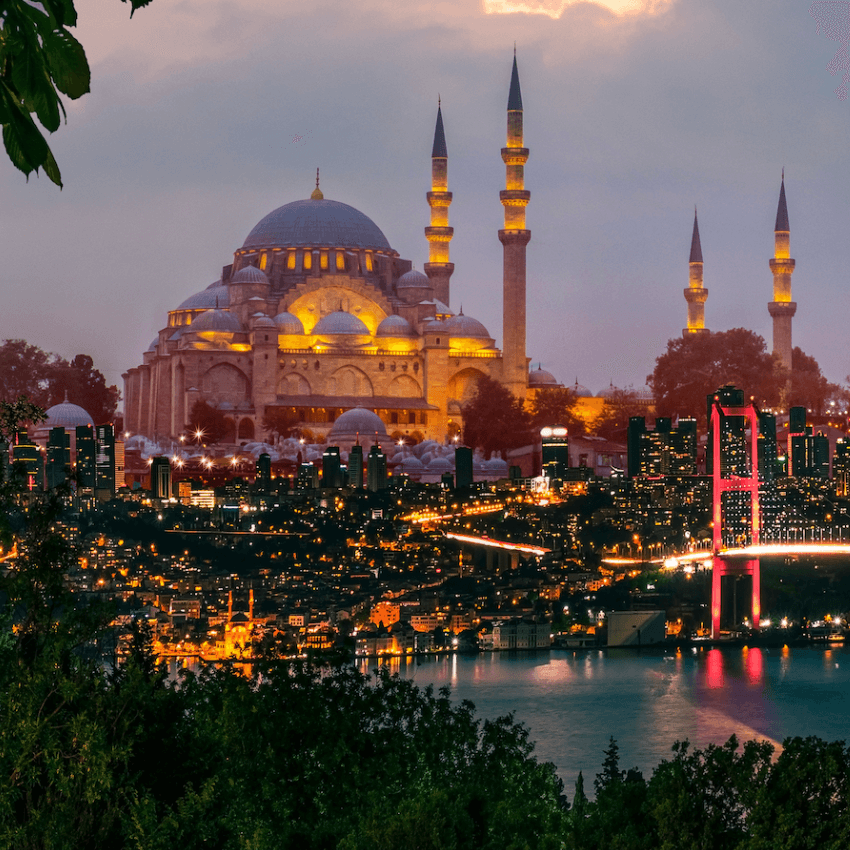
[42,28,90,100]
[121,0,155,18]
[41,0,79,27]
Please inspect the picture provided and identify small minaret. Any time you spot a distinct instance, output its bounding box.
[768,170,796,374]
[683,207,709,336]
[499,52,531,400]
[424,100,454,306]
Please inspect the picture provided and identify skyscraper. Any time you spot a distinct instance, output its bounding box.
[322,446,343,489]
[46,426,70,490]
[348,444,364,488]
[150,456,172,499]
[540,426,569,481]
[95,424,116,501]
[367,444,387,492]
[455,445,473,488]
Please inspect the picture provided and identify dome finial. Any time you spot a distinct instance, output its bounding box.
[311,167,324,200]
[63,390,69,404]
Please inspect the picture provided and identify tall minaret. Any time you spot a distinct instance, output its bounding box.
[424,100,454,306]
[767,170,796,374]
[499,52,531,399]
[683,207,708,336]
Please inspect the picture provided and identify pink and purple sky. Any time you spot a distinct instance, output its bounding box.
[2,0,847,406]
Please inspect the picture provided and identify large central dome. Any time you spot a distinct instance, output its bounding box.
[242,198,392,251]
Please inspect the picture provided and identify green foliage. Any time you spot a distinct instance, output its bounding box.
[0,1,151,186]
[462,374,531,458]
[591,388,647,440]
[528,386,583,435]
[261,407,301,442]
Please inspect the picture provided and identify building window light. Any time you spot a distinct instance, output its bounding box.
[336,252,345,271]
[320,251,329,270]
[259,253,268,271]
[303,251,312,271]
[365,252,373,272]
[287,251,296,270]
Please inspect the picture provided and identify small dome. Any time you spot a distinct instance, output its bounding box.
[328,408,388,443]
[397,269,432,290]
[273,312,305,334]
[147,338,159,352]
[376,315,415,337]
[571,380,593,398]
[177,281,230,310]
[231,265,269,285]
[313,311,370,336]
[43,400,95,430]
[251,313,276,329]
[529,366,560,387]
[428,456,454,472]
[422,318,445,333]
[395,454,424,470]
[190,309,244,333]
[443,313,491,339]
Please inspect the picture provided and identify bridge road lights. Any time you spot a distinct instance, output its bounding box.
[711,396,762,638]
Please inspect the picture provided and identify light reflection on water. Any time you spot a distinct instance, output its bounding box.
[359,646,850,792]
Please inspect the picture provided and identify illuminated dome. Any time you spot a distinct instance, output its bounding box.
[529,366,560,387]
[328,408,388,450]
[43,399,95,430]
[273,312,305,334]
[397,269,431,289]
[376,315,415,337]
[312,311,370,336]
[190,309,244,333]
[231,265,269,285]
[177,280,230,310]
[443,313,491,339]
[242,198,392,251]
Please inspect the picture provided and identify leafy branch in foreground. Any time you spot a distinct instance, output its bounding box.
[0,0,152,187]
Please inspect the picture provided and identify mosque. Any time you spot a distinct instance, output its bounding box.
[123,56,559,446]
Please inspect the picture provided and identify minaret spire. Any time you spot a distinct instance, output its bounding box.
[683,206,708,336]
[768,170,796,378]
[499,51,530,399]
[424,98,454,305]
[310,167,323,200]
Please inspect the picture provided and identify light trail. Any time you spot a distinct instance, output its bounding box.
[721,542,850,558]
[444,532,550,555]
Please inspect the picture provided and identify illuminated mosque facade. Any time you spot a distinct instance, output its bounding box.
[123,56,551,445]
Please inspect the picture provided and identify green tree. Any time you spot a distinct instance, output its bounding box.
[0,338,54,404]
[790,347,836,418]
[528,386,583,434]
[262,407,301,442]
[648,329,781,427]
[462,374,531,458]
[0,0,152,187]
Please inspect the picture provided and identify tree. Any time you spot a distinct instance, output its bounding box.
[0,0,152,187]
[186,399,229,445]
[591,387,647,440]
[462,374,531,458]
[262,407,301,442]
[648,329,782,427]
[789,347,836,418]
[0,338,54,405]
[48,353,120,424]
[528,386,583,434]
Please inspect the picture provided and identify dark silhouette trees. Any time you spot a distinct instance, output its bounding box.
[528,386,583,434]
[462,374,531,457]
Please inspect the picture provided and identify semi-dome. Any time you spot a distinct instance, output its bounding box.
[177,281,230,310]
[43,400,95,430]
[397,269,431,289]
[147,338,159,352]
[273,312,305,334]
[190,309,244,333]
[231,265,269,284]
[312,311,370,336]
[242,198,392,252]
[443,313,491,339]
[529,366,560,387]
[376,315,415,337]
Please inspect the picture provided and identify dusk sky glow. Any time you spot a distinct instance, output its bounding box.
[2,0,847,406]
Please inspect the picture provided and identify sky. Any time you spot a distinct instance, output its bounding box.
[1,0,848,406]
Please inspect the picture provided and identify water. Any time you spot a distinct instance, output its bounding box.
[358,645,850,793]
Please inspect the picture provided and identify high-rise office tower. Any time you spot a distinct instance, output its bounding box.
[366,443,387,492]
[95,424,116,500]
[455,445,473,488]
[540,426,569,481]
[348,444,364,488]
[322,446,343,488]
[150,456,172,499]
[12,430,41,491]
[256,453,271,490]
[46,426,70,490]
[75,426,96,490]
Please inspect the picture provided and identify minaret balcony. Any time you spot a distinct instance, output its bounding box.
[425,226,454,242]
[500,190,530,206]
[427,191,452,206]
[768,301,797,318]
[769,258,795,273]
[684,287,708,304]
[501,148,529,164]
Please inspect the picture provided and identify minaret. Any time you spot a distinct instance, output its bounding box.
[768,170,796,374]
[424,99,454,306]
[499,52,531,399]
[683,207,709,336]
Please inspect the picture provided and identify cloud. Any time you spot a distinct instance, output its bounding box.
[482,0,676,19]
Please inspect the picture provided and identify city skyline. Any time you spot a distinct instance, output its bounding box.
[1,0,847,401]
